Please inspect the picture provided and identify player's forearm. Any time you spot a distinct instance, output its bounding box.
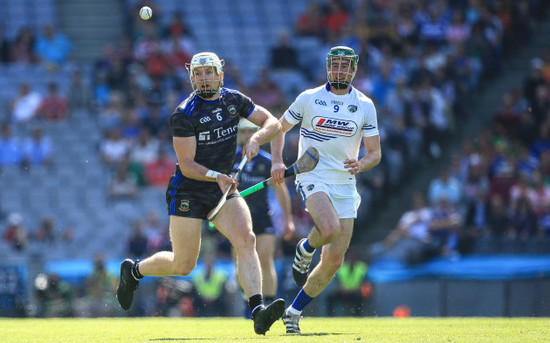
[179,161,222,182]
[270,131,286,164]
[358,150,382,173]
[251,115,281,146]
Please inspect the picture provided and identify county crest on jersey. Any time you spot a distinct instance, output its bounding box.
[284,83,379,184]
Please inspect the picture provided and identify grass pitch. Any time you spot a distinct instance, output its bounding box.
[1,317,548,343]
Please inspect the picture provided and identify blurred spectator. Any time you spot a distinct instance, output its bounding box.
[0,123,23,168]
[98,92,124,131]
[144,211,170,253]
[134,28,161,62]
[10,27,36,64]
[127,219,148,258]
[99,129,130,168]
[368,191,435,265]
[74,255,119,317]
[108,161,139,200]
[67,69,93,111]
[33,216,56,243]
[192,256,228,317]
[326,250,369,316]
[144,146,175,187]
[484,193,512,238]
[154,277,195,317]
[141,103,168,137]
[428,168,462,207]
[0,24,10,64]
[93,71,112,109]
[247,68,287,112]
[446,9,471,46]
[270,31,299,71]
[163,11,193,39]
[34,24,72,68]
[295,1,326,38]
[129,127,160,165]
[429,197,462,257]
[10,83,42,124]
[509,196,538,240]
[35,273,74,318]
[36,82,69,121]
[2,212,28,251]
[324,0,349,38]
[523,58,546,107]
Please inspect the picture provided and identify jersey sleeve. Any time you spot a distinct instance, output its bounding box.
[235,91,256,118]
[361,99,380,138]
[170,111,196,137]
[284,91,308,125]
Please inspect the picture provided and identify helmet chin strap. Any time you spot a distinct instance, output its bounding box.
[329,81,350,90]
[196,88,218,98]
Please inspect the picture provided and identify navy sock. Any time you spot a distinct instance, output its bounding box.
[249,294,263,316]
[291,288,314,312]
[131,261,144,280]
[302,239,315,253]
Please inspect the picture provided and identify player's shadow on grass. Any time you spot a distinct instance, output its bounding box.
[150,333,347,341]
[150,339,212,341]
[292,332,346,337]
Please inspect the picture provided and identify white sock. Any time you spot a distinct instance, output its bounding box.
[288,306,301,315]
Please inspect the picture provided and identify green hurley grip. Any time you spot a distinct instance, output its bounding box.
[240,181,268,197]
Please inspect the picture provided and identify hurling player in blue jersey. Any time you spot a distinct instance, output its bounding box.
[271,46,382,333]
[116,52,286,335]
[236,119,295,307]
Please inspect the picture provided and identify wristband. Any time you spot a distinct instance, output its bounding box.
[205,170,220,181]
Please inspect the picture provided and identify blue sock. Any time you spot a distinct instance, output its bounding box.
[291,288,314,312]
[302,239,315,253]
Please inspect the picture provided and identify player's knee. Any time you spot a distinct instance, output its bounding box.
[173,261,196,276]
[234,231,256,251]
[318,222,340,243]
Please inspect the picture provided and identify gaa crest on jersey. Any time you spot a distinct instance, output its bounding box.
[348,105,357,113]
[312,116,358,137]
[179,200,190,212]
[227,105,237,116]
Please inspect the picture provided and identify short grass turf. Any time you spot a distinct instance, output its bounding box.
[1,317,548,343]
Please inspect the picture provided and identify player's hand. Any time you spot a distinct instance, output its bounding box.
[283,220,296,241]
[242,137,260,162]
[217,173,238,195]
[344,158,362,175]
[271,162,286,185]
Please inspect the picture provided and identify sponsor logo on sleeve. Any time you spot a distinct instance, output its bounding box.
[312,116,358,136]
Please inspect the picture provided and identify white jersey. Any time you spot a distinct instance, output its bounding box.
[284,83,379,184]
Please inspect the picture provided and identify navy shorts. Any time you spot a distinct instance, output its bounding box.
[249,208,275,236]
[166,184,239,220]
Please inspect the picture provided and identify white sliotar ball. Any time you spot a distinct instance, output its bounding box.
[139,6,152,20]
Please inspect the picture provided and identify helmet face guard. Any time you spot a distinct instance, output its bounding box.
[326,46,359,90]
[186,52,224,98]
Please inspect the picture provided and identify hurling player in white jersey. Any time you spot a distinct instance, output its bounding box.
[271,46,381,334]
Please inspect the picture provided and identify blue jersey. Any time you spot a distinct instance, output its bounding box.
[235,147,272,215]
[169,88,255,193]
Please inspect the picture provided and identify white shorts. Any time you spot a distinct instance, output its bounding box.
[296,181,361,219]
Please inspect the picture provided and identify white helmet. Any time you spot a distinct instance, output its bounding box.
[186,52,225,98]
